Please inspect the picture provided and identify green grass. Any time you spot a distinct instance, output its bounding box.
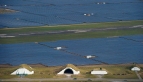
[0,64,140,79]
[78,64,139,79]
[0,28,143,44]
[26,67,56,78]
[0,20,143,34]
[1,80,105,82]
[139,67,143,78]
[0,20,143,44]
[0,67,18,79]
[103,66,138,79]
[0,66,61,79]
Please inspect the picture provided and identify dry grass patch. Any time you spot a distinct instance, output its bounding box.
[0,64,143,79]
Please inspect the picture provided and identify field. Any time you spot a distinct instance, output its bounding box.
[0,20,143,81]
[0,20,143,33]
[0,80,106,82]
[0,64,143,79]
[0,20,143,44]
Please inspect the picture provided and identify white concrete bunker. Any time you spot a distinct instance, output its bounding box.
[57,64,80,75]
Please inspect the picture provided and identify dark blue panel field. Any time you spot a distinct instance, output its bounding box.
[0,0,143,28]
[0,35,143,66]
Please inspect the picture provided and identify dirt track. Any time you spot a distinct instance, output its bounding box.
[1,78,143,82]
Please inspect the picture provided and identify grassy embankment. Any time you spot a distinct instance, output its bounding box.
[0,64,143,79]
[0,20,143,44]
[0,8,16,14]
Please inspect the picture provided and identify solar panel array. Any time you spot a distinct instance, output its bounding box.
[0,0,143,28]
[0,35,143,66]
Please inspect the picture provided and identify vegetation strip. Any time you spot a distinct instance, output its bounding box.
[0,8,16,14]
[0,20,143,33]
[0,20,143,44]
[0,64,142,79]
[0,28,143,44]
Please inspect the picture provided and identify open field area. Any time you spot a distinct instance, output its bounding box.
[0,20,143,44]
[0,64,143,82]
[0,80,106,82]
[0,20,143,81]
[0,20,143,33]
[0,64,143,79]
[1,28,143,44]
[1,0,143,81]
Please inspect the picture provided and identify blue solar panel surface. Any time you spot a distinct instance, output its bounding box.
[0,0,143,28]
[0,35,143,66]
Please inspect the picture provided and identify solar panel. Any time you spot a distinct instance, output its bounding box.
[0,35,143,66]
[0,0,143,28]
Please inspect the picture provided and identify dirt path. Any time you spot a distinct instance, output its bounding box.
[1,78,143,82]
[135,71,143,81]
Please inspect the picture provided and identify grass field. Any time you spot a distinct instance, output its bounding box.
[0,20,143,44]
[0,20,143,80]
[0,20,143,34]
[0,28,143,44]
[0,64,142,79]
[78,64,140,79]
[1,80,105,82]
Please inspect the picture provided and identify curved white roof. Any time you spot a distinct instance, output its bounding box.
[91,70,107,74]
[57,67,80,75]
[11,68,34,75]
[131,67,140,71]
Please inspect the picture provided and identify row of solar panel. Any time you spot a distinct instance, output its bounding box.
[0,35,143,66]
[0,0,143,28]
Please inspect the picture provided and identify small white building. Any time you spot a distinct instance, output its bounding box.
[54,46,67,50]
[54,47,62,50]
[85,55,95,59]
[131,67,140,71]
[57,64,80,75]
[11,68,34,75]
[91,70,107,75]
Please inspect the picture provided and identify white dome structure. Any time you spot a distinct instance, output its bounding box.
[11,68,34,75]
[11,64,34,75]
[131,67,140,71]
[57,64,80,75]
